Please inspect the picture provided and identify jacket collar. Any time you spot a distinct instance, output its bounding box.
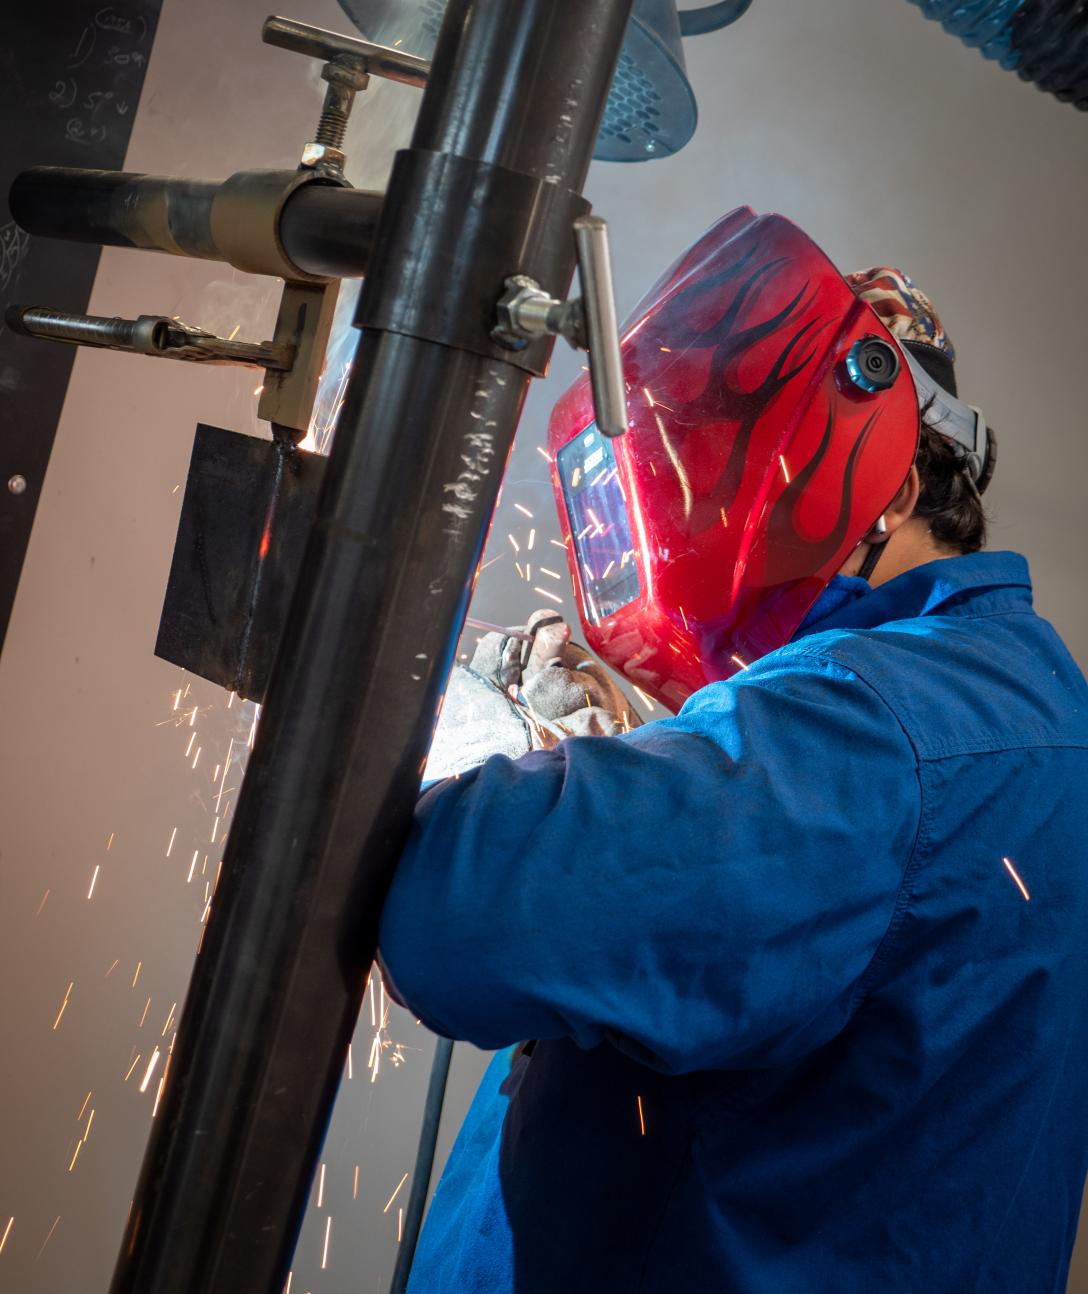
[793,551,1033,641]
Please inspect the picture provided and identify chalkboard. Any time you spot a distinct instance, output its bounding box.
[0,1,162,649]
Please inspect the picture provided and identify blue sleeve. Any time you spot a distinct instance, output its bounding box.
[378,649,921,1073]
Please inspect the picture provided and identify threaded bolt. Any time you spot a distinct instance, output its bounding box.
[314,100,350,149]
[314,57,369,151]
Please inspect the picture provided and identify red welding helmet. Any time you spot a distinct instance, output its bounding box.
[547,207,920,711]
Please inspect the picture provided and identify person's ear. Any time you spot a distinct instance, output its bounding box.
[864,466,920,544]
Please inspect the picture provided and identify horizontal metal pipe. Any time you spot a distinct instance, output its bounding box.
[278,183,383,279]
[10,167,221,258]
[9,167,383,279]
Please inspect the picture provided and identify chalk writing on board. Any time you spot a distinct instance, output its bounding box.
[53,6,152,150]
[0,222,31,295]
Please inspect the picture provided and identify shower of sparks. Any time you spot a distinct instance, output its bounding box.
[383,1172,409,1214]
[637,1095,646,1136]
[105,959,118,978]
[0,1216,12,1255]
[25,356,564,1282]
[216,738,234,811]
[730,654,749,671]
[779,454,791,484]
[139,1047,161,1093]
[1002,856,1031,901]
[52,982,73,1030]
[632,686,656,712]
[152,1071,167,1119]
[35,1215,60,1260]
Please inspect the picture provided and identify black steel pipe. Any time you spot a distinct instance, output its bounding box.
[107,3,634,1293]
[10,166,383,279]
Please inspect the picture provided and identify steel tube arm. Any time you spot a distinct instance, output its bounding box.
[9,166,384,279]
[107,3,635,1293]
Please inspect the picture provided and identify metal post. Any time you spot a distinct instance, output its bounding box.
[108,2,634,1292]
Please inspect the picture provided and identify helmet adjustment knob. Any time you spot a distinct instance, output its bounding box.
[843,335,901,393]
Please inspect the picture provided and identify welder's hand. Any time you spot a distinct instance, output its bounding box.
[469,610,641,745]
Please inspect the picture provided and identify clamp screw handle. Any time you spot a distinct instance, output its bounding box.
[492,216,628,438]
[572,215,628,438]
[263,15,429,176]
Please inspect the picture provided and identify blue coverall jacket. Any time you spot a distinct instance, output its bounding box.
[379,551,1088,1293]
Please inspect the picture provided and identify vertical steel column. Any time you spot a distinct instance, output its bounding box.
[108,3,634,1293]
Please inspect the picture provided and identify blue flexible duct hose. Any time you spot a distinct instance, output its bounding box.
[904,0,1027,68]
[905,0,1088,107]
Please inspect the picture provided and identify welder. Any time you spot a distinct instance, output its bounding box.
[378,209,1088,1292]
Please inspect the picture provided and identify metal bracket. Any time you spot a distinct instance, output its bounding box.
[257,281,339,434]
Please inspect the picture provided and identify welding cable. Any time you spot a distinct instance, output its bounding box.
[388,1035,455,1294]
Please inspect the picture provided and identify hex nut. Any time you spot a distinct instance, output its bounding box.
[300,142,347,171]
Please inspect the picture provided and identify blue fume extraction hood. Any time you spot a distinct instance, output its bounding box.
[335,0,754,161]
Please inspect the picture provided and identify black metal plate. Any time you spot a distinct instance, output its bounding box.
[155,424,325,701]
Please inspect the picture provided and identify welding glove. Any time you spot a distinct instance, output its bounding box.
[470,609,642,747]
[424,663,533,781]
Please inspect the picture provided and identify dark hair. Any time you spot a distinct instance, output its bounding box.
[912,413,993,553]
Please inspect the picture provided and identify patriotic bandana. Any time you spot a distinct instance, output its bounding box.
[845,266,956,364]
